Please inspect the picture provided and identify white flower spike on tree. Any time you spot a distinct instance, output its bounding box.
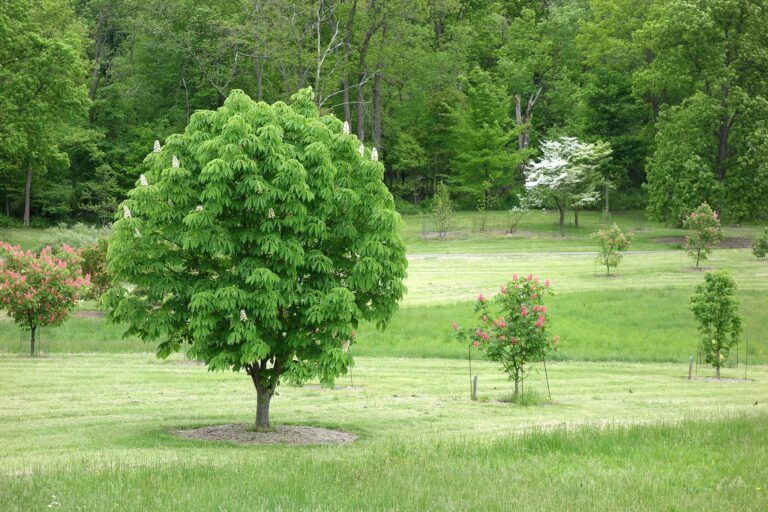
[172,155,180,168]
[153,140,161,153]
[139,174,148,187]
[342,121,350,134]
[371,147,378,161]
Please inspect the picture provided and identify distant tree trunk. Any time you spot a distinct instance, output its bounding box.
[341,0,357,125]
[604,183,610,214]
[574,207,580,228]
[556,200,565,237]
[255,56,264,101]
[30,325,36,357]
[373,72,382,150]
[514,87,542,153]
[356,72,366,141]
[716,350,721,379]
[23,163,33,228]
[355,8,384,141]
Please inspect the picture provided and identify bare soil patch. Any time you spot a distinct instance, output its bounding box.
[302,384,364,391]
[654,236,753,248]
[172,424,358,445]
[72,310,104,318]
[680,266,713,272]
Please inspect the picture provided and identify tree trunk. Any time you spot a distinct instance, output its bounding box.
[23,164,33,228]
[574,207,580,228]
[247,359,283,431]
[255,57,264,101]
[557,204,565,237]
[373,70,382,152]
[30,325,36,357]
[716,350,721,379]
[341,0,357,125]
[513,368,520,401]
[604,183,609,214]
[356,72,366,141]
[255,386,272,430]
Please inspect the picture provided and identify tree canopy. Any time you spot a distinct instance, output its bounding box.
[2,0,768,225]
[103,88,408,428]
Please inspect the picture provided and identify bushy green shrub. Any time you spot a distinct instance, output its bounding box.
[753,228,768,259]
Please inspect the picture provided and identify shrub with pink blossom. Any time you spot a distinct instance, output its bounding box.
[0,242,90,356]
[453,274,557,401]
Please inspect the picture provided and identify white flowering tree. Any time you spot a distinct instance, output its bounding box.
[104,88,408,430]
[525,137,612,235]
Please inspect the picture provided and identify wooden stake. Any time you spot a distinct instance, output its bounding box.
[688,356,694,380]
[468,345,473,400]
[472,375,478,401]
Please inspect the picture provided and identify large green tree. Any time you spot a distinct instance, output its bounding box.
[0,0,90,226]
[104,88,408,429]
[641,0,768,223]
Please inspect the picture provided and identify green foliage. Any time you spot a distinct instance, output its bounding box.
[453,274,556,399]
[690,270,741,378]
[592,224,633,276]
[80,238,112,300]
[682,203,722,268]
[104,88,407,427]
[431,182,454,239]
[450,67,525,205]
[753,228,768,259]
[0,0,90,226]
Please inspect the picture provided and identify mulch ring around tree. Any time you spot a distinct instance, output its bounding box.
[171,424,358,445]
[72,310,104,318]
[655,236,753,248]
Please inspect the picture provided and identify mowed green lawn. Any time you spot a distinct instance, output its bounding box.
[1,354,767,511]
[3,248,766,363]
[2,212,768,510]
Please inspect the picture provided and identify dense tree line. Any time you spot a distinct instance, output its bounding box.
[1,0,767,227]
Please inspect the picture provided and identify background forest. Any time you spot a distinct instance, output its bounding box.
[2,0,768,227]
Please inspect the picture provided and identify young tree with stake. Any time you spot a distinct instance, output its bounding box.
[690,270,741,380]
[104,89,408,430]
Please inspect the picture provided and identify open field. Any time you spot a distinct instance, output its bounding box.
[1,354,767,511]
[3,247,766,363]
[2,211,768,510]
[400,209,765,253]
[3,210,765,254]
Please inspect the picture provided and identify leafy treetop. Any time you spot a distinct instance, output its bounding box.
[104,88,408,427]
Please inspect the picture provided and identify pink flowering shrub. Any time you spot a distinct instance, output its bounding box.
[682,203,722,268]
[453,273,557,400]
[0,242,90,356]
